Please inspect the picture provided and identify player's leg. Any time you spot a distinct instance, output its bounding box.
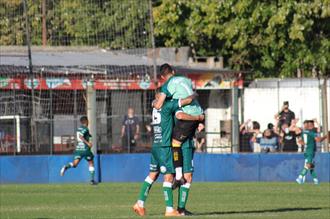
[87,160,97,185]
[308,161,319,184]
[172,139,184,181]
[133,171,159,216]
[172,120,198,186]
[85,150,96,184]
[60,152,81,176]
[161,147,181,217]
[296,158,310,184]
[133,147,160,216]
[178,146,194,215]
[163,173,181,216]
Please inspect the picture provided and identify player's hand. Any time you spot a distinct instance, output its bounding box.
[198,114,205,121]
[134,134,139,140]
[88,142,93,148]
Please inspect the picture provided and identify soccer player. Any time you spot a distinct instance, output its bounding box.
[60,116,96,185]
[133,93,204,217]
[296,120,327,184]
[153,63,204,185]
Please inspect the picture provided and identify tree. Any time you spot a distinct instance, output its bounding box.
[153,0,330,77]
[0,0,151,49]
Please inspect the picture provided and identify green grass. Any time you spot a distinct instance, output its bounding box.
[0,182,329,219]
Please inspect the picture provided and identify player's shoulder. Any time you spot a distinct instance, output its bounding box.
[78,126,89,132]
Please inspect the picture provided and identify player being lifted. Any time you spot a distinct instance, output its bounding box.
[153,63,204,187]
[296,120,327,185]
[60,116,97,185]
[133,92,203,217]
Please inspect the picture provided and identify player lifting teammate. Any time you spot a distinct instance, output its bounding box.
[133,92,203,217]
[154,63,204,187]
[60,116,97,185]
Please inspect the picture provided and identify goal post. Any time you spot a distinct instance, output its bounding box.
[0,115,28,153]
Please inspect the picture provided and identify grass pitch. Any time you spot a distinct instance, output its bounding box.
[0,182,329,219]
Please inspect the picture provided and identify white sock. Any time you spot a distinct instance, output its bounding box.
[137,200,144,207]
[166,206,174,213]
[175,167,183,180]
[145,176,154,184]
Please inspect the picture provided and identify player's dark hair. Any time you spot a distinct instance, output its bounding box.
[80,116,88,124]
[159,63,173,76]
[303,120,309,124]
[252,121,260,130]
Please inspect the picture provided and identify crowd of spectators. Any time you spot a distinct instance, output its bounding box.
[240,101,322,153]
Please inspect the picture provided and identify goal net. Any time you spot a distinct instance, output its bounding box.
[0,0,157,154]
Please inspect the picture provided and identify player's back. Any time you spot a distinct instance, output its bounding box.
[167,76,193,99]
[151,100,179,147]
[302,130,317,154]
[76,126,90,151]
[161,76,203,116]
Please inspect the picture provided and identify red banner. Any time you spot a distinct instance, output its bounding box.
[0,74,242,90]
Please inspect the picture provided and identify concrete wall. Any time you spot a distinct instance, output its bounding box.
[1,153,329,183]
[244,84,330,131]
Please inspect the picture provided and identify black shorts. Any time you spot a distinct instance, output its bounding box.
[172,120,199,143]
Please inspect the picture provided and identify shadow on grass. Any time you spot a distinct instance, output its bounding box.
[195,207,326,216]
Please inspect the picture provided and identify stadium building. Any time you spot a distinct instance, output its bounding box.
[0,46,244,155]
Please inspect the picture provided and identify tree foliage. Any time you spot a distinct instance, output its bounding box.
[0,0,150,48]
[1,0,329,77]
[153,0,330,77]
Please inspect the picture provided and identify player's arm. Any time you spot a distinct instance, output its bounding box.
[175,111,204,121]
[79,134,92,148]
[315,135,328,142]
[153,93,166,109]
[179,93,198,107]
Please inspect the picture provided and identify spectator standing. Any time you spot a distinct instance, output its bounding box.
[239,119,253,152]
[121,107,140,151]
[194,123,206,152]
[275,101,295,127]
[250,121,262,152]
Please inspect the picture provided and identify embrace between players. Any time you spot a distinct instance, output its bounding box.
[60,63,204,216]
[133,63,204,217]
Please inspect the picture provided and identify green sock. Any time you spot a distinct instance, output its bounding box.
[310,169,317,179]
[89,166,95,181]
[300,168,308,177]
[138,176,154,203]
[163,182,174,208]
[178,183,190,209]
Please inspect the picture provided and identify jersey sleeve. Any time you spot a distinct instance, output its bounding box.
[160,83,172,98]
